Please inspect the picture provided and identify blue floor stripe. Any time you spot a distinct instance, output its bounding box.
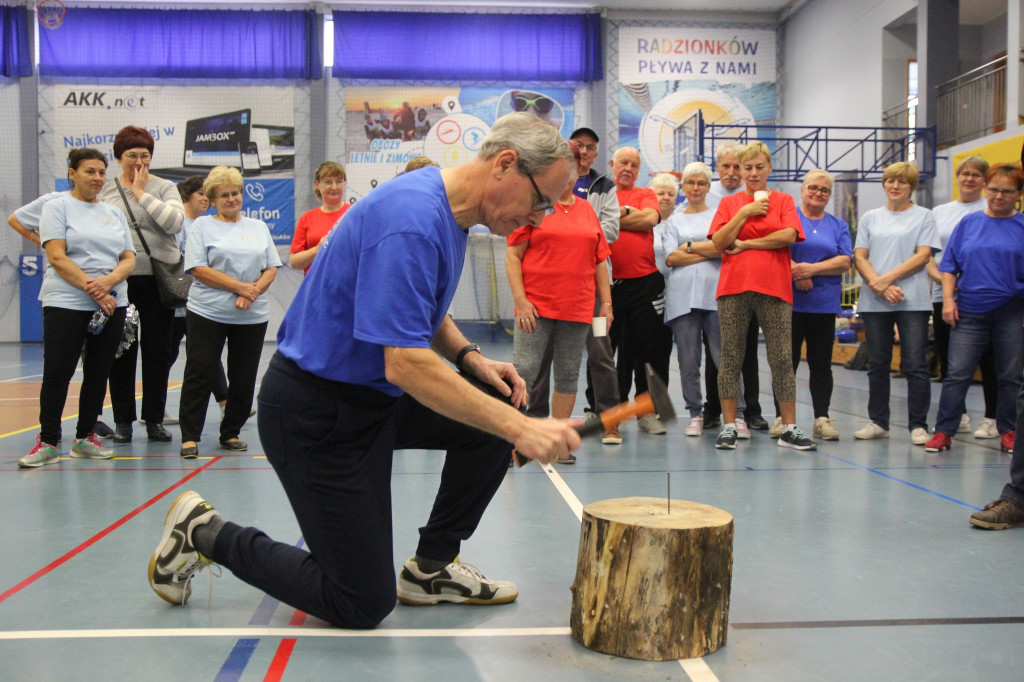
[213,638,259,682]
[822,453,982,510]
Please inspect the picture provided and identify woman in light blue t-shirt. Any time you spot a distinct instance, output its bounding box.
[18,148,136,469]
[853,162,940,444]
[178,166,282,459]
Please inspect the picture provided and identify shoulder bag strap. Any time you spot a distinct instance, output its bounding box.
[115,178,152,257]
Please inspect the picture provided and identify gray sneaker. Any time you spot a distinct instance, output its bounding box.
[969,499,1024,530]
[70,433,114,459]
[148,491,220,605]
[18,436,60,468]
[778,427,818,451]
[637,413,667,435]
[396,557,518,605]
[715,425,738,450]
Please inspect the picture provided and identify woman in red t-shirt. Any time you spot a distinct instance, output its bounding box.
[289,161,351,275]
[708,141,815,451]
[506,166,612,457]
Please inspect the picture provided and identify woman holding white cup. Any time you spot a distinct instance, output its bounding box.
[506,160,613,460]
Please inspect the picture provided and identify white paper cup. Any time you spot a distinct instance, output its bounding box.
[754,190,770,202]
[592,316,608,337]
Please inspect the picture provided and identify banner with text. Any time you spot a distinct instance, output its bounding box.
[617,26,777,183]
[45,84,296,243]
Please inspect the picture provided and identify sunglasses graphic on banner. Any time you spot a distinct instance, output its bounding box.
[511,92,555,115]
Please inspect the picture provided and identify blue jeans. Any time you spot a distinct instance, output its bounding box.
[935,299,1024,435]
[862,310,931,431]
[669,310,720,418]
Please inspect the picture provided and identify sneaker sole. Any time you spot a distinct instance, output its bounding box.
[777,440,817,451]
[18,455,60,468]
[974,433,1000,439]
[70,449,114,460]
[602,435,623,444]
[924,445,951,452]
[969,517,1024,530]
[148,490,204,605]
[396,588,519,606]
[684,431,702,437]
[715,442,737,450]
[854,432,889,440]
[814,432,840,441]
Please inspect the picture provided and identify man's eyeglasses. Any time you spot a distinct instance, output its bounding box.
[524,170,556,216]
[573,142,598,153]
[511,93,555,115]
[986,186,1021,196]
[804,184,832,196]
[124,152,152,162]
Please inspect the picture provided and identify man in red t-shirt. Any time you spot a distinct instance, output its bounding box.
[608,147,671,433]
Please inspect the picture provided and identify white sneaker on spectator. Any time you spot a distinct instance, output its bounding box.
[974,417,999,439]
[684,417,703,437]
[637,413,667,435]
[854,422,889,440]
[769,416,784,439]
[911,427,930,445]
[958,414,972,433]
[813,416,840,440]
[734,418,751,439]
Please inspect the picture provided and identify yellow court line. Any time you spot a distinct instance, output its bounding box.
[0,382,183,440]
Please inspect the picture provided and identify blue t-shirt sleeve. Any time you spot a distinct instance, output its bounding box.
[835,216,853,258]
[662,217,681,253]
[39,199,68,244]
[353,232,443,348]
[939,218,964,274]
[184,219,209,271]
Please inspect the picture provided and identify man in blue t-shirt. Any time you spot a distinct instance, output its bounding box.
[148,113,580,628]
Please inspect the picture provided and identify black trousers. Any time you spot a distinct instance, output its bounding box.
[170,315,228,403]
[771,312,836,419]
[703,318,762,420]
[211,353,515,628]
[609,272,671,401]
[932,301,997,419]
[108,275,176,424]
[39,306,126,445]
[179,311,267,444]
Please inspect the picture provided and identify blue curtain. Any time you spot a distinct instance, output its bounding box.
[0,5,31,78]
[39,8,321,79]
[333,12,602,82]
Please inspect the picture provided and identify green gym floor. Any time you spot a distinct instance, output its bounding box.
[0,338,1020,681]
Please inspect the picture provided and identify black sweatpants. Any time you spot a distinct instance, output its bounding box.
[211,353,515,628]
[609,271,670,401]
[39,306,126,445]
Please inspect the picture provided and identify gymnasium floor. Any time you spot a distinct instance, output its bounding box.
[0,337,1020,681]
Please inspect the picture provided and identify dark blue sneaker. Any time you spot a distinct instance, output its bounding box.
[778,427,817,451]
[715,425,737,450]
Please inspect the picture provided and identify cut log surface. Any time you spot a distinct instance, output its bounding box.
[570,497,733,661]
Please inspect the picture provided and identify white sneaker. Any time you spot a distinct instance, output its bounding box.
[854,422,889,440]
[396,557,518,605]
[769,416,784,439]
[958,414,972,434]
[813,416,840,440]
[911,427,930,445]
[734,418,751,439]
[974,418,999,439]
[684,417,703,437]
[637,413,667,435]
[148,491,219,605]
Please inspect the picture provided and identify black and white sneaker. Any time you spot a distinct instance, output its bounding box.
[148,491,219,605]
[778,427,817,451]
[396,557,518,606]
[715,425,737,450]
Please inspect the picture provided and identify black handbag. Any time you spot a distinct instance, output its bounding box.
[115,178,192,309]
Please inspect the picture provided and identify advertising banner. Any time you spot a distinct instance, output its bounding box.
[45,84,296,243]
[617,26,777,183]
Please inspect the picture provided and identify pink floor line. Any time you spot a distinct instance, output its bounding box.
[0,456,222,605]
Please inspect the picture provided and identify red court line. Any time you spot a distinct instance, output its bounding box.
[264,639,297,682]
[0,456,223,606]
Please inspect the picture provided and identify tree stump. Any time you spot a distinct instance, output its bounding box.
[569,496,733,661]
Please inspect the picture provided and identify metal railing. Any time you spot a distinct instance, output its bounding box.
[882,97,918,131]
[936,55,1008,147]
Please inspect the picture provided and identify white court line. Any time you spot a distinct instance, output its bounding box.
[540,457,721,682]
[0,626,571,641]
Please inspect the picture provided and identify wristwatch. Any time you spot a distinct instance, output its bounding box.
[685,241,693,254]
[455,343,481,372]
[625,206,631,216]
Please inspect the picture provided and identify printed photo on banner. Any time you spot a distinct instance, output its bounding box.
[344,85,575,204]
[45,84,297,244]
[617,27,777,184]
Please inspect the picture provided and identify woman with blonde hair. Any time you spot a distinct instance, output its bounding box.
[178,166,282,458]
[853,162,940,444]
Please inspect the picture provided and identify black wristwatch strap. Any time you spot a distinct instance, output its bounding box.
[455,343,481,372]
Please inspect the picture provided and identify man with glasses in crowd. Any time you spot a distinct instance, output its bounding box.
[147,113,580,628]
[525,127,623,443]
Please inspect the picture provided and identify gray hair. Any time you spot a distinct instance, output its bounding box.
[802,168,834,187]
[682,162,713,185]
[955,155,989,176]
[650,172,679,195]
[715,142,743,163]
[478,112,573,175]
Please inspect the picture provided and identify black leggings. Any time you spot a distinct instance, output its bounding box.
[609,272,671,401]
[39,306,126,445]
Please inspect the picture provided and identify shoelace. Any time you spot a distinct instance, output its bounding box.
[790,427,808,440]
[29,435,45,455]
[177,555,221,606]
[82,432,102,447]
[450,559,487,582]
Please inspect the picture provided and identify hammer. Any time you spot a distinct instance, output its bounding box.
[512,364,676,467]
